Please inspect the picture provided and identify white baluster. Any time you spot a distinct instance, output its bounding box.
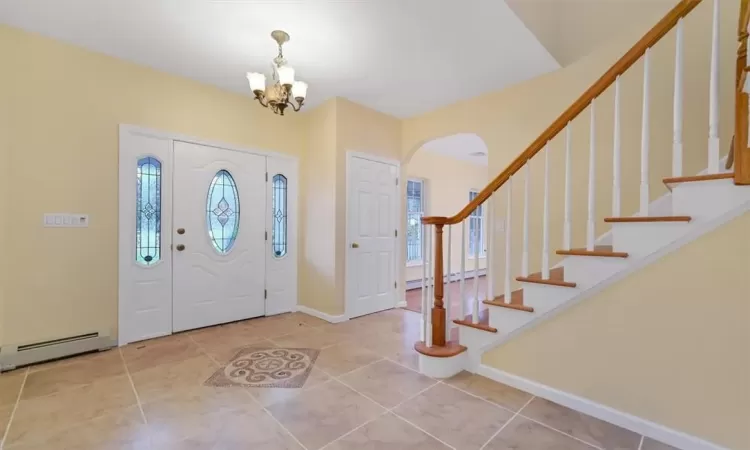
[427,225,433,347]
[640,48,651,216]
[459,221,466,321]
[485,200,492,302]
[587,100,596,251]
[504,178,513,303]
[472,213,480,323]
[445,225,452,341]
[564,122,572,250]
[420,223,427,342]
[613,76,622,218]
[708,0,720,173]
[542,143,550,278]
[673,18,684,178]
[521,162,530,277]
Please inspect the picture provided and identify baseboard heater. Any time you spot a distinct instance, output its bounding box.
[405,268,487,291]
[0,332,116,372]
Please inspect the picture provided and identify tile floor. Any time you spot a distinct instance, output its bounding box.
[0,308,680,450]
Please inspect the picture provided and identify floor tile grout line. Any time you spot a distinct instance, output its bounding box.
[438,379,519,416]
[638,435,645,450]
[514,412,604,450]
[118,348,147,425]
[479,396,535,450]
[389,410,458,450]
[318,410,391,450]
[0,368,28,449]
[189,334,311,450]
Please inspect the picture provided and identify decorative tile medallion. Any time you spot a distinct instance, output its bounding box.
[205,347,319,388]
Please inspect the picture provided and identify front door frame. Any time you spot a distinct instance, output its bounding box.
[344,151,402,319]
[117,124,299,346]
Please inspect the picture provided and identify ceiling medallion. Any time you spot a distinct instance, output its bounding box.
[247,30,308,116]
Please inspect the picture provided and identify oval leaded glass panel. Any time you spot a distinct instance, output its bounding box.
[207,170,240,254]
[272,174,288,258]
[136,157,162,265]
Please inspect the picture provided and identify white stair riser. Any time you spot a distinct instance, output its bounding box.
[611,222,691,259]
[418,351,467,378]
[671,179,748,221]
[562,257,628,289]
[459,326,497,373]
[487,307,534,331]
[520,283,577,314]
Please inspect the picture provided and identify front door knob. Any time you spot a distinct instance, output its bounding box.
[351,242,359,249]
[177,228,186,235]
[176,244,186,251]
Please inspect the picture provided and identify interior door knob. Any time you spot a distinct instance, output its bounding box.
[176,228,186,235]
[351,242,359,249]
[176,244,186,251]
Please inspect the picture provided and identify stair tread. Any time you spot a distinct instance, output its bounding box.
[483,290,534,312]
[516,267,576,288]
[604,215,691,223]
[557,245,628,258]
[414,340,467,357]
[663,172,733,186]
[453,309,497,333]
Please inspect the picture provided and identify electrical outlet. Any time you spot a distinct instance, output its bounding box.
[44,214,89,228]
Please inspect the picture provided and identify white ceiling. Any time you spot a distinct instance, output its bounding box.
[421,134,488,166]
[0,0,560,118]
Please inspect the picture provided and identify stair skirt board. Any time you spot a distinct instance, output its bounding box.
[476,194,750,357]
[418,350,468,379]
[0,332,116,372]
[477,365,728,450]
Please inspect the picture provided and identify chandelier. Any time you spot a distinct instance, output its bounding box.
[247,30,308,115]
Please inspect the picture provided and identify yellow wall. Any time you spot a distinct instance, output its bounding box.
[401,0,738,297]
[482,211,750,450]
[1,25,307,345]
[405,149,489,282]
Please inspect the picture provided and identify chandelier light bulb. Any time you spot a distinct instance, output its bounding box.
[292,81,308,100]
[277,66,295,86]
[247,72,266,93]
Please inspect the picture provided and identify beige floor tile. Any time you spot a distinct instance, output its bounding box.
[152,405,304,450]
[0,370,26,406]
[339,360,436,408]
[1,405,13,441]
[130,355,218,403]
[484,416,596,450]
[445,371,533,412]
[270,327,344,350]
[394,383,514,450]
[288,312,330,327]
[267,380,385,450]
[5,406,149,450]
[5,375,138,447]
[235,313,313,339]
[247,367,332,407]
[315,343,382,376]
[641,437,681,450]
[325,413,451,450]
[21,350,124,399]
[121,333,204,374]
[522,398,641,450]
[197,337,277,364]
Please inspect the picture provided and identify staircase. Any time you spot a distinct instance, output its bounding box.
[413,0,750,379]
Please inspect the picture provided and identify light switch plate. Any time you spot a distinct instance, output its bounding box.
[44,213,89,228]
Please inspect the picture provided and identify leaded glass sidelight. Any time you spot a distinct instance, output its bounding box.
[207,170,240,254]
[136,157,162,265]
[272,174,288,258]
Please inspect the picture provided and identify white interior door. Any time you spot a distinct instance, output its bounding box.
[347,155,398,318]
[172,141,266,332]
[266,157,298,316]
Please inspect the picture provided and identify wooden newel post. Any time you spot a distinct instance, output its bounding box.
[432,223,446,346]
[736,0,750,185]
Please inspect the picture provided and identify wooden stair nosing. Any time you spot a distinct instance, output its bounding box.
[414,340,467,358]
[556,248,629,258]
[603,215,691,223]
[515,276,577,288]
[483,299,534,313]
[452,319,498,333]
[663,172,733,187]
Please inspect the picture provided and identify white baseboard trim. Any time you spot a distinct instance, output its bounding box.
[477,365,728,450]
[395,300,408,308]
[406,269,487,291]
[294,305,348,323]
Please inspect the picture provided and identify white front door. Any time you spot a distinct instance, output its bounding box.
[172,141,266,332]
[347,155,398,318]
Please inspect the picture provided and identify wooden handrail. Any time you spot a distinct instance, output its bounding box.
[421,0,703,226]
[736,0,750,184]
